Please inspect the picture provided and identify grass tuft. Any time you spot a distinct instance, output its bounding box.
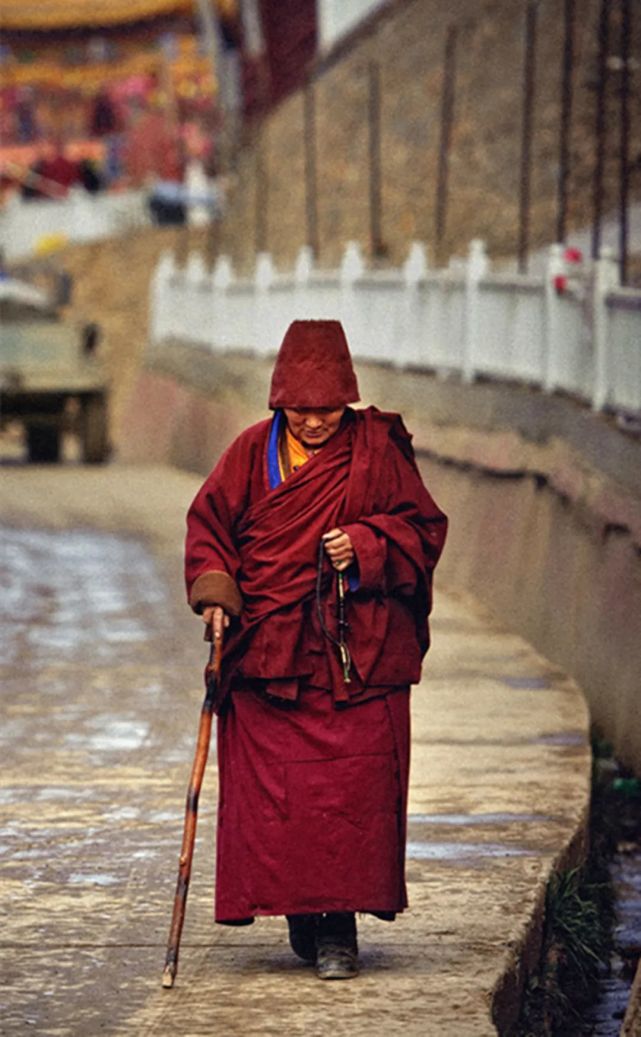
[513,733,625,1036]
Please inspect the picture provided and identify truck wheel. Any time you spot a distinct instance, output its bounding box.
[81,395,109,464]
[26,425,61,464]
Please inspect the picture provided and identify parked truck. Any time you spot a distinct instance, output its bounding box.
[0,277,110,463]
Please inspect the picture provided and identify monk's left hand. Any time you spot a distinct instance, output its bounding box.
[322,528,355,572]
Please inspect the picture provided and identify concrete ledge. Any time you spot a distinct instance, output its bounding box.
[121,345,641,773]
[409,591,591,1034]
[133,341,641,502]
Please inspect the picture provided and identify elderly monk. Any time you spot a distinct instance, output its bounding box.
[185,320,447,980]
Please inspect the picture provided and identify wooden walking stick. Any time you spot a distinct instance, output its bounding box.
[162,627,222,989]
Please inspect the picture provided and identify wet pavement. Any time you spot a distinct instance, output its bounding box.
[0,464,592,1035]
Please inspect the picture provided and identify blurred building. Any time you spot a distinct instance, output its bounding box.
[238,1,390,114]
[0,2,397,177]
[0,1,239,190]
[239,0,316,115]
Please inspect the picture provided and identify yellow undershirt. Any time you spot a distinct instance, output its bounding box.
[278,425,314,480]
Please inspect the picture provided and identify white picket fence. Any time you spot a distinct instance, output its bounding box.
[1,188,149,261]
[150,240,641,415]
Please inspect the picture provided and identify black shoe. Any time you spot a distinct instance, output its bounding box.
[316,912,359,980]
[286,913,319,962]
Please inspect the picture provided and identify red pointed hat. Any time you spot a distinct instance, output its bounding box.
[269,320,360,409]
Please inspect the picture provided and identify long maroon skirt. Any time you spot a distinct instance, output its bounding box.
[214,685,410,923]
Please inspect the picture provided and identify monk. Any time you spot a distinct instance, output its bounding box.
[185,320,447,979]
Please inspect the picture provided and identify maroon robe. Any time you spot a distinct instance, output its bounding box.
[185,406,447,922]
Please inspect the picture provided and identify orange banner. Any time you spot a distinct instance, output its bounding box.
[0,50,216,93]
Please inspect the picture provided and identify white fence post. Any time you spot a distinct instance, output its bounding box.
[543,244,566,392]
[149,250,178,345]
[186,251,207,279]
[211,254,234,349]
[402,242,428,366]
[591,248,619,411]
[462,239,488,383]
[184,252,211,345]
[254,252,277,354]
[213,254,233,290]
[340,241,366,351]
[403,241,428,284]
[293,245,314,323]
[341,241,366,282]
[255,251,276,291]
[295,245,315,284]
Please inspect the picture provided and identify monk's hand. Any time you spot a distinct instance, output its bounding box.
[202,605,230,641]
[322,528,355,572]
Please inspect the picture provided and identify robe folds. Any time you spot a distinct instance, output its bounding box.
[184,405,447,922]
[215,685,411,922]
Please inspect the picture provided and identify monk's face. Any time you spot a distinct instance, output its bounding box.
[283,407,345,449]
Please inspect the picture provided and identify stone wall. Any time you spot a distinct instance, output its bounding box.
[218,0,641,273]
[121,345,641,773]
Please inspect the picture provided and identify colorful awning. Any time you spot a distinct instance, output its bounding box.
[0,0,237,31]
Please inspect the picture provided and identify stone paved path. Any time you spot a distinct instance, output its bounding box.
[0,465,591,1036]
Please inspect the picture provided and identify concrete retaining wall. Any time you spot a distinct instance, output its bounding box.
[121,344,641,772]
